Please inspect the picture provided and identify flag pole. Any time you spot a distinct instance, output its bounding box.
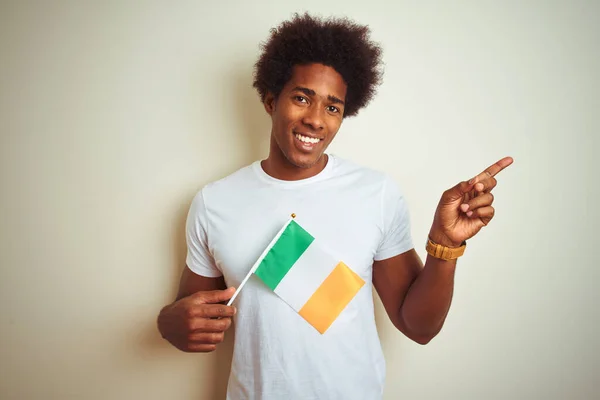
[227,214,296,306]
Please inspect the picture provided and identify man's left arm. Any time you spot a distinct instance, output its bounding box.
[373,157,513,344]
[373,250,456,344]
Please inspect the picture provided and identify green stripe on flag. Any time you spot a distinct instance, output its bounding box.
[255,220,314,290]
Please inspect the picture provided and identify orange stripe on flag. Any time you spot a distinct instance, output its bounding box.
[298,262,364,334]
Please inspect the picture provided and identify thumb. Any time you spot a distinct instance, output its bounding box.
[192,287,236,304]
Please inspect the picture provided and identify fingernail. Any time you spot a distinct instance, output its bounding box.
[460,204,469,212]
[475,183,484,191]
[233,307,237,315]
[466,211,473,217]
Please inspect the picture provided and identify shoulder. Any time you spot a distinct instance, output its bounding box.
[187,162,257,214]
[201,162,257,198]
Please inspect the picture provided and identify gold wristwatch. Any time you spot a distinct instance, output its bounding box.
[426,238,466,261]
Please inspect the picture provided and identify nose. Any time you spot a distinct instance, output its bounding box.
[301,105,324,131]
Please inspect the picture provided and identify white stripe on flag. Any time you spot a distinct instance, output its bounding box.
[273,242,338,312]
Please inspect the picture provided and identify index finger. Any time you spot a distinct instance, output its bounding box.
[471,156,513,183]
[195,304,236,318]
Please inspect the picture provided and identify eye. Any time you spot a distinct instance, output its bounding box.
[294,95,308,103]
[327,105,340,113]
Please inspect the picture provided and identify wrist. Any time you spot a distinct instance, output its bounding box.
[428,230,462,248]
[426,233,467,261]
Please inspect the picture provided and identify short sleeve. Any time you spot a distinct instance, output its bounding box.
[185,190,222,277]
[374,176,414,261]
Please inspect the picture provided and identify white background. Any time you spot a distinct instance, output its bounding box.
[1,1,598,399]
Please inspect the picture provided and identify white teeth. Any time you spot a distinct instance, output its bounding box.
[295,133,320,144]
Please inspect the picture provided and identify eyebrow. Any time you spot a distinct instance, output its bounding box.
[292,86,345,106]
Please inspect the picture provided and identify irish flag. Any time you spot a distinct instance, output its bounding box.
[228,216,364,334]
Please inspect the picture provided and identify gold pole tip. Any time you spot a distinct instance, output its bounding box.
[291,213,296,218]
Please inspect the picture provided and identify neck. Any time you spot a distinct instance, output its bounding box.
[261,137,328,181]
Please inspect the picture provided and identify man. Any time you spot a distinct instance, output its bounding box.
[157,13,513,400]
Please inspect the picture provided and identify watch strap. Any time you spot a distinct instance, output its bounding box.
[426,238,466,260]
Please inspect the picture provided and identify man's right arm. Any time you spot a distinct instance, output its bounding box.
[175,264,227,300]
[157,266,236,353]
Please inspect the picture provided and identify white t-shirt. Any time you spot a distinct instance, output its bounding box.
[185,154,413,400]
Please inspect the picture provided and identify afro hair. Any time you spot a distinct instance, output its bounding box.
[253,13,383,118]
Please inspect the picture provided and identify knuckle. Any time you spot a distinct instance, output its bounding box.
[199,292,212,303]
[187,332,198,342]
[185,307,195,319]
[185,319,196,332]
[184,343,197,352]
[213,332,225,343]
[214,319,228,331]
[222,318,232,330]
[197,304,210,317]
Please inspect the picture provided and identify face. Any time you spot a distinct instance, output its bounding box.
[264,63,347,170]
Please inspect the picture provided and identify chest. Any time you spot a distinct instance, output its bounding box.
[207,186,383,287]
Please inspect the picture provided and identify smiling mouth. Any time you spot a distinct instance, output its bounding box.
[293,131,322,144]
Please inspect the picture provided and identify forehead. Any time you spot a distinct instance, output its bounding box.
[285,63,347,99]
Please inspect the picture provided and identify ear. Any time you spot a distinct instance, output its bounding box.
[263,92,276,115]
